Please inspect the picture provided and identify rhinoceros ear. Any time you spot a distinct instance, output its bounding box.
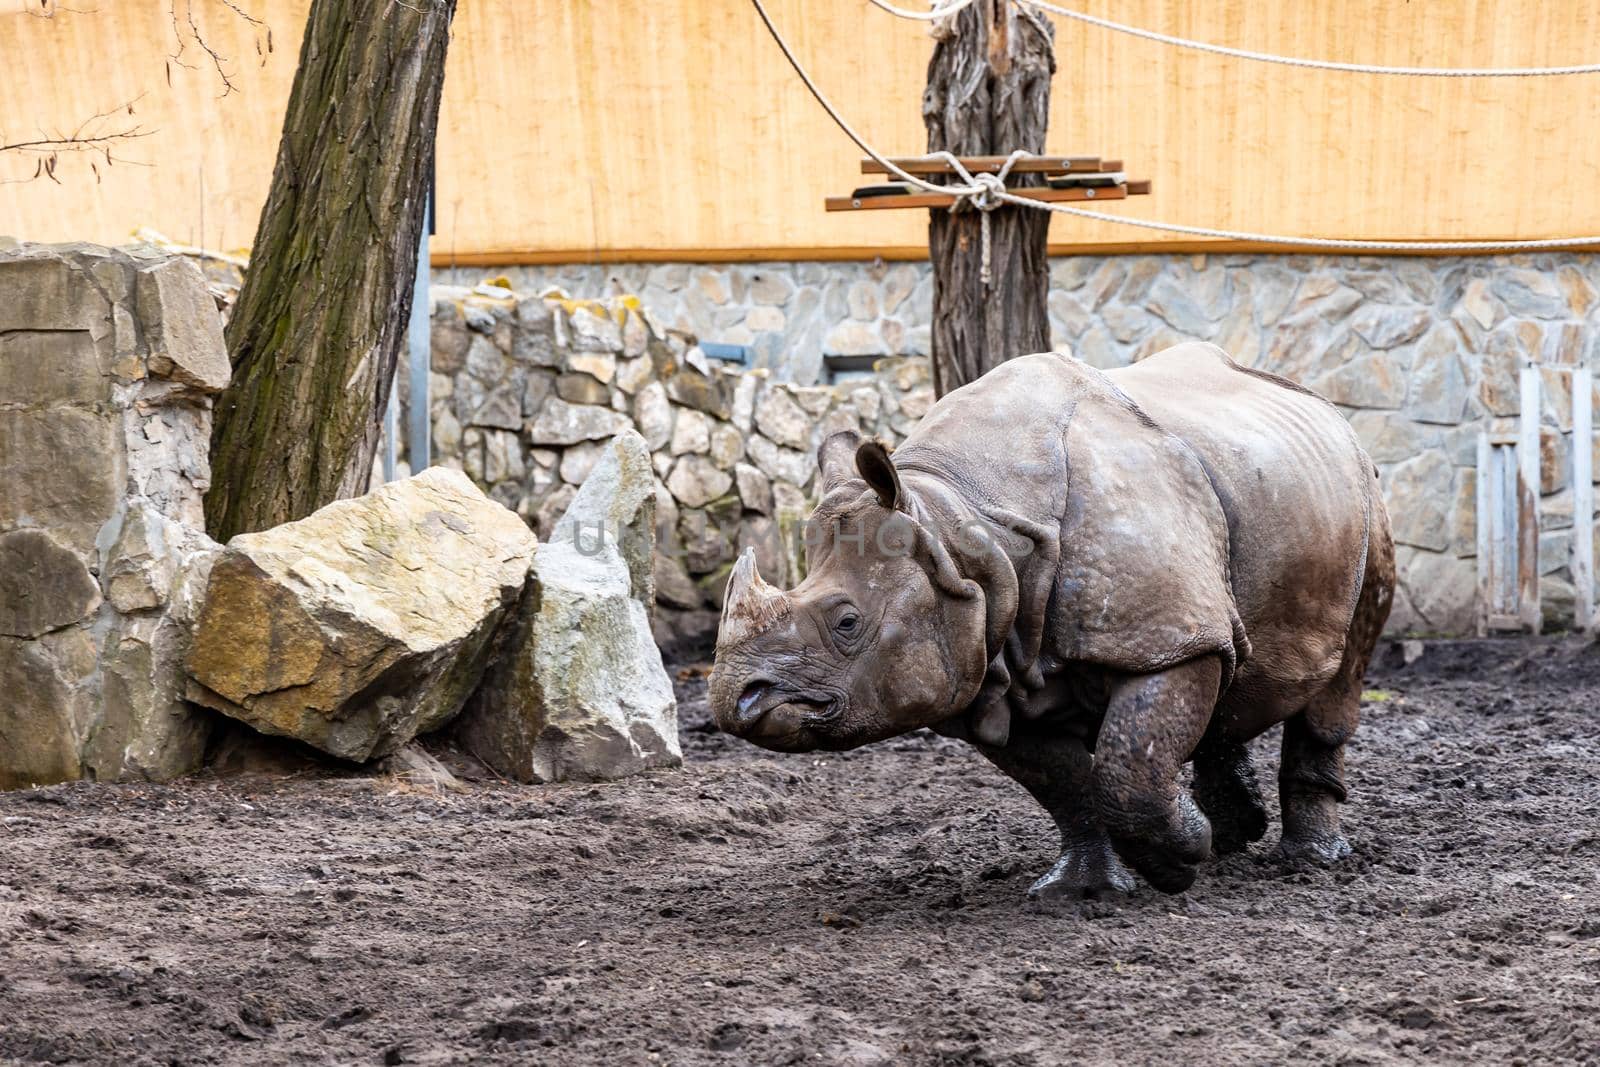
[817,430,863,494]
[855,438,902,510]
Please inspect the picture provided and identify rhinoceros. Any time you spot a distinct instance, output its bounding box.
[709,343,1394,897]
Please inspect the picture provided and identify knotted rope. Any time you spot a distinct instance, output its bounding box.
[935,152,1030,287]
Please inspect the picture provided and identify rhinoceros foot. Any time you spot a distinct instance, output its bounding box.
[1027,837,1138,900]
[1273,831,1352,865]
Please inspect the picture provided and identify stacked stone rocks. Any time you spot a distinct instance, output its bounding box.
[0,242,230,788]
[407,290,936,649]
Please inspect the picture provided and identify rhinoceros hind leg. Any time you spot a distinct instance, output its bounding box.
[976,733,1134,898]
[1277,516,1393,863]
[1276,706,1353,863]
[1093,657,1221,894]
[1192,735,1268,856]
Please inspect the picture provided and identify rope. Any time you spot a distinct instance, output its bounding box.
[1024,0,1600,78]
[863,0,985,23]
[869,0,1600,77]
[750,0,1600,252]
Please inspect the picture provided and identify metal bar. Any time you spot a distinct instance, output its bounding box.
[381,378,398,482]
[1476,432,1491,636]
[1518,362,1542,632]
[407,200,433,473]
[1573,363,1594,632]
[1492,444,1512,615]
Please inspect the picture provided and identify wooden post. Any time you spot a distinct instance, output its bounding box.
[1573,363,1594,632]
[923,0,1055,397]
[1517,362,1542,632]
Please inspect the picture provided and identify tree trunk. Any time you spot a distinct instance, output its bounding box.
[206,0,456,541]
[923,0,1055,397]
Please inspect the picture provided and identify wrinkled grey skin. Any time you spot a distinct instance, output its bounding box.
[710,344,1394,897]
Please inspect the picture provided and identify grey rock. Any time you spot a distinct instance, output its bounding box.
[466,334,507,381]
[555,372,611,406]
[1347,411,1440,465]
[755,387,811,450]
[0,529,100,638]
[526,398,632,445]
[432,310,471,373]
[457,465,678,783]
[470,386,525,431]
[1406,327,1469,425]
[1385,451,1455,551]
[1492,269,1567,320]
[135,257,231,391]
[670,408,711,456]
[748,435,816,489]
[1351,305,1432,350]
[548,430,658,607]
[569,306,624,351]
[731,373,760,432]
[1309,353,1407,409]
[100,504,178,614]
[734,463,773,515]
[654,551,705,610]
[666,455,733,508]
[709,422,744,469]
[1145,275,1223,336]
[634,382,673,450]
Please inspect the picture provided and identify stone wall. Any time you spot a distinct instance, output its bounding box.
[0,241,229,788]
[401,292,934,649]
[431,254,1600,636]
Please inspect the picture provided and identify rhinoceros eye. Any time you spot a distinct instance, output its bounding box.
[823,600,866,652]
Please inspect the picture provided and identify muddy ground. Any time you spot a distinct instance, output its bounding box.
[2,638,1598,1066]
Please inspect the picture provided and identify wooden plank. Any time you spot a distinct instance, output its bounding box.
[1476,432,1492,637]
[1518,362,1542,633]
[862,155,1103,175]
[825,184,1139,212]
[1574,364,1594,632]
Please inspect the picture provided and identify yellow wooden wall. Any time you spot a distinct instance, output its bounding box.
[4,1,1599,262]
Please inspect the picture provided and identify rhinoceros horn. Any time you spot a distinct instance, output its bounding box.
[718,548,790,648]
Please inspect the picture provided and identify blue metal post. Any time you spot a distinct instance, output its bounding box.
[406,200,433,473]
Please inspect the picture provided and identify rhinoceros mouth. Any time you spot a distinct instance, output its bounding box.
[729,683,841,734]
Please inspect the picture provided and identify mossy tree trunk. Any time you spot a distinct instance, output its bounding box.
[206,0,457,541]
[923,0,1055,397]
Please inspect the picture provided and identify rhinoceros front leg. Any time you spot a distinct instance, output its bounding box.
[1093,657,1221,894]
[976,735,1136,899]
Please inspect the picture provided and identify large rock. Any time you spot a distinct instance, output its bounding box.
[0,242,227,790]
[185,468,537,762]
[458,438,680,783]
[547,430,657,607]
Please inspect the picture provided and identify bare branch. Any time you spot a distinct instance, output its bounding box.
[21,0,102,18]
[0,95,154,184]
[167,0,271,96]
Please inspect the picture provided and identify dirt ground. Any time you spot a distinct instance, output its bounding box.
[2,638,1598,1066]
